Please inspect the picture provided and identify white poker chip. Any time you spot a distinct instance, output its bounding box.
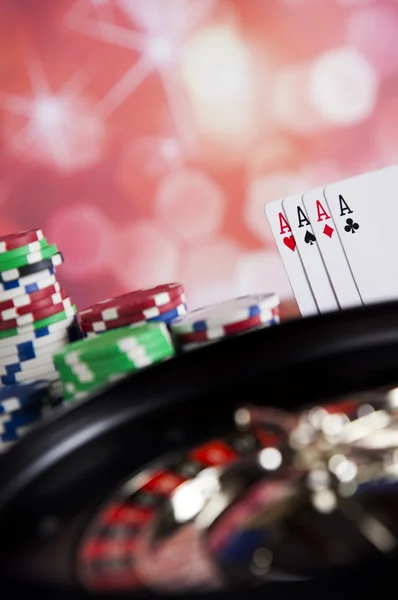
[0,316,76,348]
[170,294,280,334]
[0,334,70,361]
[0,269,57,292]
[0,353,57,376]
[0,253,63,283]
[0,275,58,301]
[0,363,60,384]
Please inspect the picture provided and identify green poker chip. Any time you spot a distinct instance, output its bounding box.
[0,306,77,340]
[0,238,48,263]
[56,346,172,385]
[55,322,173,363]
[0,244,59,271]
[54,322,175,401]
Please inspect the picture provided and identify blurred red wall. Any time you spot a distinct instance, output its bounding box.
[0,0,397,310]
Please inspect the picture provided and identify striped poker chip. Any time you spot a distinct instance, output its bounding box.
[81,304,187,333]
[0,380,50,414]
[54,322,172,364]
[81,317,146,333]
[147,303,187,323]
[0,282,61,311]
[0,408,46,432]
[0,268,56,293]
[57,349,169,387]
[0,238,48,261]
[0,429,24,444]
[0,273,57,300]
[0,253,63,283]
[0,315,77,346]
[0,297,72,332]
[0,306,77,341]
[0,333,70,361]
[79,293,187,324]
[61,337,173,374]
[0,297,72,329]
[0,288,68,321]
[0,352,58,376]
[1,363,60,385]
[0,229,44,253]
[170,294,280,334]
[53,323,174,400]
[175,313,280,344]
[0,420,41,443]
[0,243,59,271]
[79,283,185,321]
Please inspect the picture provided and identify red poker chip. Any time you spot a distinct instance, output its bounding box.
[81,315,146,333]
[79,293,186,325]
[0,297,72,331]
[79,283,185,321]
[175,310,279,343]
[0,229,44,252]
[0,288,68,321]
[0,283,62,311]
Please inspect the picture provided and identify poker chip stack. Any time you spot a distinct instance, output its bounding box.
[78,283,187,336]
[170,294,280,352]
[0,229,81,391]
[53,322,175,402]
[0,381,53,452]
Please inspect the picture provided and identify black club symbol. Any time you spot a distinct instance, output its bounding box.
[344,218,359,234]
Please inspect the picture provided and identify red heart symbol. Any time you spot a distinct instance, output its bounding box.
[283,235,296,251]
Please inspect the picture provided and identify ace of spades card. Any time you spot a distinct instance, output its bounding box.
[282,195,338,313]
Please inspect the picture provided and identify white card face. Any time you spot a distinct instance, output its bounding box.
[302,187,362,310]
[265,198,318,316]
[323,165,398,305]
[282,194,338,313]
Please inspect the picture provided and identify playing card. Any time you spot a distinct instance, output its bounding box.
[265,198,318,316]
[302,187,362,309]
[323,165,398,305]
[282,194,338,313]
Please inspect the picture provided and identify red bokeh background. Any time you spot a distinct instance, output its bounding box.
[1,0,397,311]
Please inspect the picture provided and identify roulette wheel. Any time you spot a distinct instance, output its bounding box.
[0,301,397,599]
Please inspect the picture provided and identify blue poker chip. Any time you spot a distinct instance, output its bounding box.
[0,431,19,443]
[0,410,44,435]
[147,304,187,324]
[0,381,50,414]
[0,268,56,291]
[0,336,68,361]
[0,371,56,385]
[0,355,56,376]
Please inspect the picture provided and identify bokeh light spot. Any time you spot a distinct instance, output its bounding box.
[114,220,180,290]
[155,169,225,242]
[309,47,378,125]
[46,204,116,281]
[347,6,398,79]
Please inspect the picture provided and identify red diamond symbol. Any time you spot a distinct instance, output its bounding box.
[323,224,334,238]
